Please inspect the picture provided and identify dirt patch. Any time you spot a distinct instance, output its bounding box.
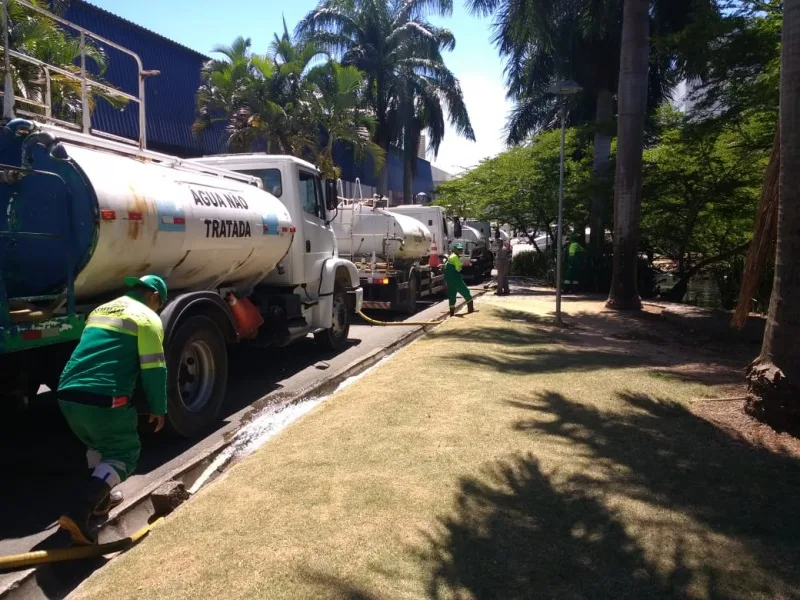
[693,398,800,459]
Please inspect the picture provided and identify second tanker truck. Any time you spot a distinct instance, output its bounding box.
[332,192,447,314]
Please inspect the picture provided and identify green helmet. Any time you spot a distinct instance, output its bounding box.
[124,274,168,303]
[453,242,464,251]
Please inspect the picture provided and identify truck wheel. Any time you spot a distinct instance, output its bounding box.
[315,291,350,352]
[402,274,418,315]
[166,315,228,438]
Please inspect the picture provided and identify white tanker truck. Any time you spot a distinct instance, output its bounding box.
[330,189,447,314]
[0,122,362,436]
[0,10,365,436]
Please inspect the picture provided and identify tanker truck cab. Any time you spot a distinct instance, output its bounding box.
[187,154,362,348]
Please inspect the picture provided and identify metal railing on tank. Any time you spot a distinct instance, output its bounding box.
[0,0,158,150]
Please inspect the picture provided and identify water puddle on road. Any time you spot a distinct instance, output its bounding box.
[188,356,390,495]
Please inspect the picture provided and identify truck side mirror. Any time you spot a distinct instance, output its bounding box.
[324,179,338,212]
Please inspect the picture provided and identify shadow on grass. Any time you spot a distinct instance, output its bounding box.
[511,391,798,597]
[447,347,647,375]
[421,392,800,599]
[434,305,746,386]
[422,454,684,600]
[299,570,380,600]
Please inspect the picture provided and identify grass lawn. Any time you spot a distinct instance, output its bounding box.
[74,295,800,600]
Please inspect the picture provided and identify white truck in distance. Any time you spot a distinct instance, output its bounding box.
[332,195,446,313]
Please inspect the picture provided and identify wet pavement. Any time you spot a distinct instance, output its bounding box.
[0,301,447,598]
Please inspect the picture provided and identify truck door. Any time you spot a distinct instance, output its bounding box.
[298,169,333,293]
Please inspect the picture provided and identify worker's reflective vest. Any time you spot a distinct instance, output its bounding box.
[445,253,463,274]
[59,293,167,415]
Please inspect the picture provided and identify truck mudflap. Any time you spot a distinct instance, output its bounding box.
[350,286,364,313]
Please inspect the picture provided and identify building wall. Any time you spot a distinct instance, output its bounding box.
[59,1,434,195]
[63,0,225,157]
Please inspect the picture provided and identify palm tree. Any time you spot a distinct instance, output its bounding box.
[745,0,800,427]
[195,32,322,154]
[297,0,474,198]
[309,61,385,179]
[195,32,384,179]
[397,56,473,202]
[469,0,717,272]
[605,0,650,310]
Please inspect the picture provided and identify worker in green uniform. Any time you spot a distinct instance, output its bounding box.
[57,275,168,545]
[564,233,586,293]
[445,243,474,317]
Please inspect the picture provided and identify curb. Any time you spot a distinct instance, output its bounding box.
[1,295,477,600]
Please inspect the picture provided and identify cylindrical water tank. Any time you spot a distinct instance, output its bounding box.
[0,135,294,301]
[334,203,431,261]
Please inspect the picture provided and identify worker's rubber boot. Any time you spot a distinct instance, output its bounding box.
[467,301,475,314]
[58,477,111,545]
[93,488,124,517]
[449,307,455,317]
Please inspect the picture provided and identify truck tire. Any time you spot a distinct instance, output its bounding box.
[166,315,228,438]
[402,274,418,315]
[314,290,350,352]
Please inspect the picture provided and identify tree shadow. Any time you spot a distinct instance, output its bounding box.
[433,305,747,385]
[420,454,686,599]
[446,347,648,375]
[298,570,381,600]
[508,391,800,597]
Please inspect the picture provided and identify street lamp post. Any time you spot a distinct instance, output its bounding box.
[547,80,582,323]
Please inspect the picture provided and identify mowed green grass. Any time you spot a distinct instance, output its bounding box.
[74,298,800,600]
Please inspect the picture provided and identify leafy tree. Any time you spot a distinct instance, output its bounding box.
[688,1,784,327]
[297,0,474,199]
[641,106,764,301]
[435,129,593,249]
[466,0,719,261]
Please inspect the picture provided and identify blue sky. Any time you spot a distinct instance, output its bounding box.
[89,0,511,173]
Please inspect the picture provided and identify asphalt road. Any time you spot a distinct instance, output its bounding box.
[0,299,449,597]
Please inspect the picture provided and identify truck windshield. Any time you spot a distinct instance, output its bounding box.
[240,169,282,197]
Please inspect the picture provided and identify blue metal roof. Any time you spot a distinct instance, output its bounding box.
[62,0,225,156]
[333,144,433,196]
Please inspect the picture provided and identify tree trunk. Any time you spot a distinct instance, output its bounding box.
[732,129,780,329]
[590,88,614,258]
[746,0,800,429]
[403,155,413,205]
[606,0,650,311]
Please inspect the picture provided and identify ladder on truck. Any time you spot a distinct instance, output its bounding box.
[0,1,266,353]
[0,0,264,181]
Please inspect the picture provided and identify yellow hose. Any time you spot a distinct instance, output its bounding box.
[357,311,443,326]
[0,518,163,571]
